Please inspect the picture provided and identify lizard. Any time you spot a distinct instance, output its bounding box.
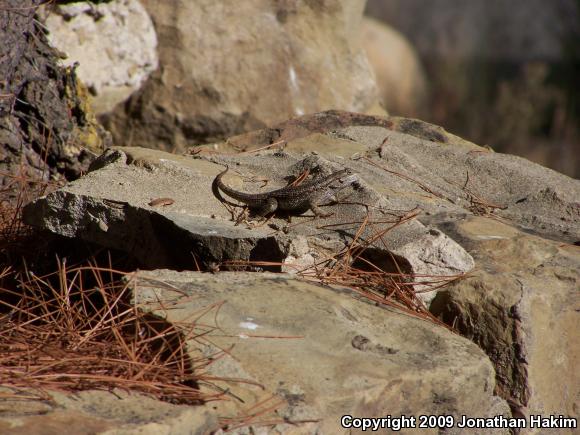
[213,166,357,217]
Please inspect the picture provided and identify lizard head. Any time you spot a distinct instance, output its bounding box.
[337,168,358,186]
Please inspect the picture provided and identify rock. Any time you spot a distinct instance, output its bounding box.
[361,17,427,117]
[429,216,580,419]
[0,0,110,184]
[202,111,580,243]
[22,110,580,427]
[0,389,218,435]
[23,148,283,270]
[40,0,158,115]
[100,0,379,150]
[133,270,511,434]
[23,142,474,307]
[396,228,475,305]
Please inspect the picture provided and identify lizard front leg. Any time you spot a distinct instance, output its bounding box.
[309,198,333,218]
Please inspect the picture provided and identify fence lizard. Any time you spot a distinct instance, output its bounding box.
[214,166,357,217]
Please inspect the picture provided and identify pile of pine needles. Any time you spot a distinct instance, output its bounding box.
[0,262,218,404]
[0,170,219,405]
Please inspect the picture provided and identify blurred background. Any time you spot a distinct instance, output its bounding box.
[364,0,580,178]
[7,0,577,182]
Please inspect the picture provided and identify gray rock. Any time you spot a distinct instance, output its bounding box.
[133,270,511,434]
[23,148,281,270]
[195,111,579,243]
[23,142,474,307]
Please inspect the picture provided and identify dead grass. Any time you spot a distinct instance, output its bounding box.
[217,394,290,431]
[302,209,462,328]
[0,261,222,404]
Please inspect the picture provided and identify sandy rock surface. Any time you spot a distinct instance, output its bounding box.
[431,216,580,419]
[0,389,218,435]
[131,270,510,434]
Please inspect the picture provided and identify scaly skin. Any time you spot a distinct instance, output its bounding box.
[214,166,356,217]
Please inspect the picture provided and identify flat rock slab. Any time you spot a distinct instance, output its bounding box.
[0,389,218,435]
[23,142,474,304]
[23,148,282,269]
[133,270,510,434]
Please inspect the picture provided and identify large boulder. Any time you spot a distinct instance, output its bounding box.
[361,17,427,117]
[430,217,580,419]
[133,270,510,434]
[41,0,158,115]
[100,0,379,150]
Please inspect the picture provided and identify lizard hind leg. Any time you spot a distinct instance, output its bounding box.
[255,197,278,217]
